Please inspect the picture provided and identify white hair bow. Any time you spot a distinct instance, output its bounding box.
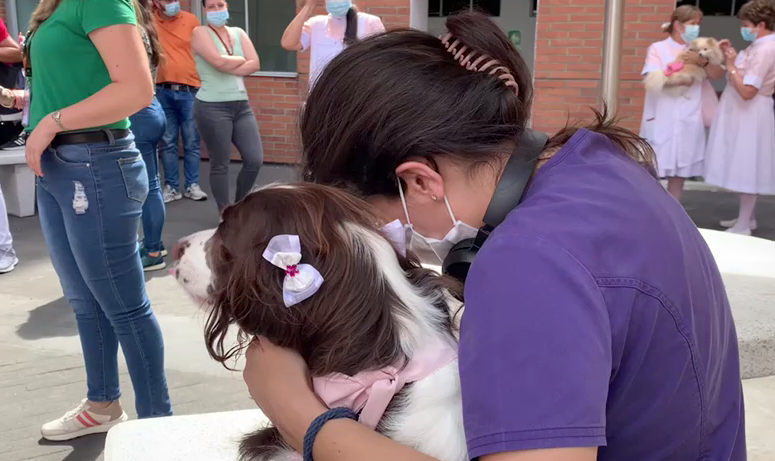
[262,235,324,307]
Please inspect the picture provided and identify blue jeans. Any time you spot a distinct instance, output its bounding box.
[157,86,201,189]
[130,98,167,253]
[37,134,172,418]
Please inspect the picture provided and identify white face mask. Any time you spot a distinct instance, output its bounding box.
[393,181,479,265]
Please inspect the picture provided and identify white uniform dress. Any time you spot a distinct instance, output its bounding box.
[705,34,775,195]
[639,37,706,178]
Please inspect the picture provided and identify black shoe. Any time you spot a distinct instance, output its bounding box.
[0,134,26,149]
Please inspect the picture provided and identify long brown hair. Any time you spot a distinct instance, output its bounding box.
[135,0,164,67]
[28,0,61,35]
[301,11,655,199]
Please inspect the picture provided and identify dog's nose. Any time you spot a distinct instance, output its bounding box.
[172,239,190,261]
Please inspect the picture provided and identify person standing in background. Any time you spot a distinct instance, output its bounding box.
[0,15,21,274]
[132,0,169,271]
[153,0,208,203]
[23,0,172,441]
[281,0,385,89]
[639,5,724,202]
[705,0,775,235]
[192,0,263,213]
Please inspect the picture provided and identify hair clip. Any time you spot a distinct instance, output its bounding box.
[262,235,324,307]
[440,33,519,95]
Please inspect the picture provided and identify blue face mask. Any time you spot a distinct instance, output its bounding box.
[681,24,700,43]
[741,27,758,42]
[326,1,352,19]
[164,1,181,17]
[207,10,229,27]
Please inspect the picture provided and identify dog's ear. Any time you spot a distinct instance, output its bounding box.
[707,37,719,47]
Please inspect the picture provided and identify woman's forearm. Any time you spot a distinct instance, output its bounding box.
[215,55,247,71]
[281,4,314,50]
[313,419,440,461]
[0,47,22,63]
[231,59,260,76]
[58,81,152,132]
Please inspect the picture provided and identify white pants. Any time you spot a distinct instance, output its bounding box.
[0,182,13,250]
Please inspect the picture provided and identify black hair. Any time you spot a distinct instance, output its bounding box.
[301,11,656,198]
[345,7,359,46]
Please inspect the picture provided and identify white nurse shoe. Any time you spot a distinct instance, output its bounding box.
[720,218,757,231]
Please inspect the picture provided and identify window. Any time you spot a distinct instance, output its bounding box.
[676,0,750,16]
[428,0,501,17]
[200,0,298,74]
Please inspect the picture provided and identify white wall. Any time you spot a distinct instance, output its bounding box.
[427,0,537,72]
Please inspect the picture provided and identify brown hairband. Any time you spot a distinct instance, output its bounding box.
[440,33,519,95]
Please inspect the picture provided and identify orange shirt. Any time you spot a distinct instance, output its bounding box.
[154,10,201,87]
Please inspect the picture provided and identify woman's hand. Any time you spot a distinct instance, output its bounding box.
[721,41,738,68]
[243,338,327,452]
[25,114,61,177]
[301,0,316,7]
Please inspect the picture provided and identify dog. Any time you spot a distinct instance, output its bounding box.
[172,183,468,461]
[643,37,723,97]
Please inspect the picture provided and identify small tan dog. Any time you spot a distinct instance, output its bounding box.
[644,37,723,97]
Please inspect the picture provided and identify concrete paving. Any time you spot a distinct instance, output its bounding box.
[0,164,773,461]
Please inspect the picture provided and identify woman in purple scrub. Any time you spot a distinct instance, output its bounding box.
[241,12,746,461]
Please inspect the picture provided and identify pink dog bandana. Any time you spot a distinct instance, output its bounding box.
[312,336,458,429]
[664,61,684,77]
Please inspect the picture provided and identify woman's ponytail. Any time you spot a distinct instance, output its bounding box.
[344,7,359,46]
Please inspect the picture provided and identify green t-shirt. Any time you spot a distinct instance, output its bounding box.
[28,0,137,132]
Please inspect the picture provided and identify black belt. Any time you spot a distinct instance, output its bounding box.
[51,129,130,148]
[157,83,199,92]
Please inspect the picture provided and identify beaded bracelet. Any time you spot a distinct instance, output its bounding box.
[302,407,358,461]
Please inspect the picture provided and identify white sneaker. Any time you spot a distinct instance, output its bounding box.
[720,218,757,231]
[184,184,208,201]
[163,185,182,203]
[41,399,128,442]
[0,249,18,274]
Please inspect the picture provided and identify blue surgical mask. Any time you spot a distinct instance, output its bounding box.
[326,1,352,19]
[681,24,700,43]
[741,27,757,42]
[207,10,229,27]
[164,1,180,17]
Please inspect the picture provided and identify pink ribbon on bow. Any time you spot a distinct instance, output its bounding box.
[312,336,458,429]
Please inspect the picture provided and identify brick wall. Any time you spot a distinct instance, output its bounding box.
[533,0,676,134]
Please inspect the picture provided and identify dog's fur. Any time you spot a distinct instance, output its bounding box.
[173,183,468,461]
[643,37,724,97]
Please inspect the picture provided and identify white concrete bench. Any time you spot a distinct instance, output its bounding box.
[0,145,34,217]
[698,229,775,379]
[104,377,775,461]
[105,229,775,461]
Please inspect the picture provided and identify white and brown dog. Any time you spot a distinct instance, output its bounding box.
[172,183,467,461]
[644,37,724,97]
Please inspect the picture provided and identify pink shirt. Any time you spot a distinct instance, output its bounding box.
[735,33,775,96]
[301,13,385,86]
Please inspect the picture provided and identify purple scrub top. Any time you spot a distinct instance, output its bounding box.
[460,129,745,461]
